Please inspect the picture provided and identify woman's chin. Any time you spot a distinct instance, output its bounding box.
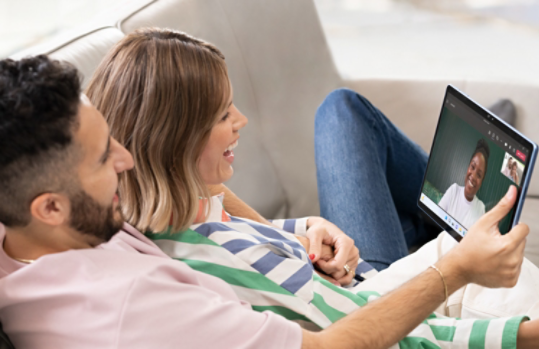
[464,188,476,201]
[203,168,234,186]
[222,168,234,183]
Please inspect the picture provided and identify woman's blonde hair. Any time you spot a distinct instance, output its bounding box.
[86,28,230,233]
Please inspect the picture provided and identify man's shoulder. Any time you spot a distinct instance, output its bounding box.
[3,247,186,290]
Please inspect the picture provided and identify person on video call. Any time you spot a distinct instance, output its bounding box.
[503,157,514,178]
[438,139,489,229]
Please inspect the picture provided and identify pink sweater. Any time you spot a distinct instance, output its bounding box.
[0,223,301,348]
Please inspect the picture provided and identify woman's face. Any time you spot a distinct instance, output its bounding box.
[511,163,518,175]
[464,152,486,201]
[198,91,248,185]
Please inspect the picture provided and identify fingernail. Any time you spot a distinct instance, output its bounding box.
[309,254,315,260]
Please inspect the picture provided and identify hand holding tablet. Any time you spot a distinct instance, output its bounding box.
[443,185,529,287]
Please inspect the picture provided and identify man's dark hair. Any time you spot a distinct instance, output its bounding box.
[0,55,81,226]
[470,139,490,178]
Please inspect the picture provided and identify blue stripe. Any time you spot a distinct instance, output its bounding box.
[230,217,302,247]
[248,235,308,264]
[291,247,304,260]
[196,221,307,261]
[355,260,374,275]
[280,263,313,294]
[221,239,256,254]
[269,240,285,251]
[194,223,236,237]
[282,219,296,233]
[250,252,286,275]
[249,235,304,258]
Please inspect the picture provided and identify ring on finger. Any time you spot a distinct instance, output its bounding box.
[344,264,351,274]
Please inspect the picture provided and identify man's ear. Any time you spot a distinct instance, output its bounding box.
[29,193,70,226]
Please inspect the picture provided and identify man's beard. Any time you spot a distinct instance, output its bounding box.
[68,190,124,243]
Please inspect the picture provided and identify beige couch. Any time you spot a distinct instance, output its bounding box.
[12,0,539,266]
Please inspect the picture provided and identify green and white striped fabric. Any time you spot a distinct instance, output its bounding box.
[148,223,526,349]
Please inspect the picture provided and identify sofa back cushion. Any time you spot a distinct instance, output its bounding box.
[11,26,125,89]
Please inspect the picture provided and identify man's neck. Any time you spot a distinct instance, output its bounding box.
[3,224,94,262]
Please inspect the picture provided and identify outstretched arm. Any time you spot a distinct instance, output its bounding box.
[303,186,531,349]
[303,258,466,348]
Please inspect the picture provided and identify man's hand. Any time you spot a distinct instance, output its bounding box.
[305,217,359,286]
[443,185,529,288]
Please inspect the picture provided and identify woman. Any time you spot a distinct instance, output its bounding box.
[438,139,489,230]
[86,28,363,277]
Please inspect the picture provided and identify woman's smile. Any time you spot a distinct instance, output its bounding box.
[464,153,486,201]
[467,175,476,189]
[198,100,248,185]
[223,139,238,164]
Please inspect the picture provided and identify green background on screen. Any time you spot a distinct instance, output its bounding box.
[423,107,515,234]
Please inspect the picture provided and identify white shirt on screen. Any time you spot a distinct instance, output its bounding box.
[438,183,485,229]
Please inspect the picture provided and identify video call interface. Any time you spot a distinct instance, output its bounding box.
[420,92,531,236]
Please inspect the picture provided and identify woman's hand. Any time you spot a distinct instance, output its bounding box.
[305,217,360,286]
[296,234,352,286]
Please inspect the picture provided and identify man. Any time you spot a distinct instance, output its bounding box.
[0,55,537,348]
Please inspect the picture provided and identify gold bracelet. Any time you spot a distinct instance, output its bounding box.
[429,264,448,302]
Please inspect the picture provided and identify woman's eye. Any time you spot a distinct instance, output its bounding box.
[221,113,229,122]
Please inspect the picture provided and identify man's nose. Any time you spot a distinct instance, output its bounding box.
[113,139,134,173]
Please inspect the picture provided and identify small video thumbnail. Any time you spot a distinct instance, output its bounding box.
[500,153,525,186]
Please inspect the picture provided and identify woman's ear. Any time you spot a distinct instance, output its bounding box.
[29,193,70,226]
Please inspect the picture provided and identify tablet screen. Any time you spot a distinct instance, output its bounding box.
[419,86,535,239]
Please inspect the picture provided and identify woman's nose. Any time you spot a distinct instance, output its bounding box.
[233,110,248,131]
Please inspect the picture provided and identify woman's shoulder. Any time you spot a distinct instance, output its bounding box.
[446,183,461,195]
[472,196,486,213]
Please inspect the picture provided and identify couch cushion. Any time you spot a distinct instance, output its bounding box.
[11,27,125,89]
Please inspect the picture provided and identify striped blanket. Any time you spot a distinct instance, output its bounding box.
[147,196,525,348]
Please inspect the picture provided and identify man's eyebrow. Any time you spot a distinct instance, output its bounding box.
[99,136,111,163]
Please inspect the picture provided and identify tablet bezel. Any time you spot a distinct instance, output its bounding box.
[418,85,538,242]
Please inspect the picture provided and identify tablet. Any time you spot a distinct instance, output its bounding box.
[418,85,538,242]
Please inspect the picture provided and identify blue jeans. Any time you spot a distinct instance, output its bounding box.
[315,89,434,271]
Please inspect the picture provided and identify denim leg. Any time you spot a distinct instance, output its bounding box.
[315,89,430,270]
